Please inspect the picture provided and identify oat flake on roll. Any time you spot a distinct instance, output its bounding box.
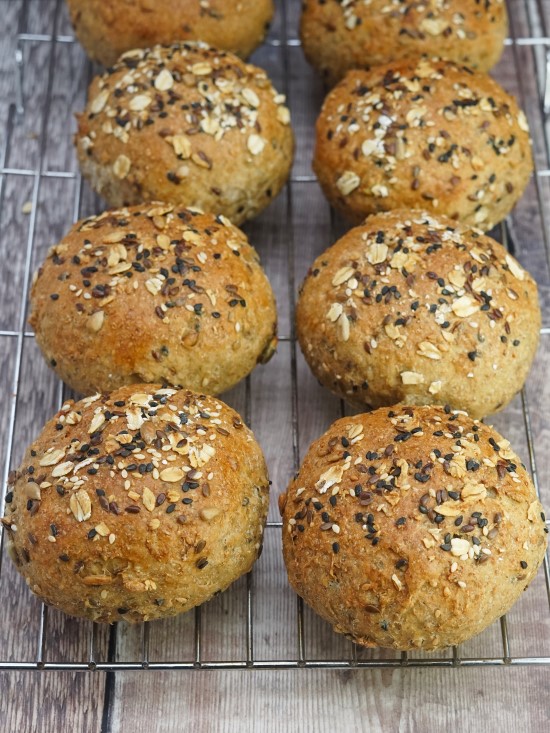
[296,209,540,419]
[75,41,294,225]
[313,57,533,230]
[66,0,274,67]
[29,203,277,397]
[3,384,269,623]
[301,0,508,86]
[281,405,548,651]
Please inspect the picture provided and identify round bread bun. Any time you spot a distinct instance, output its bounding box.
[301,0,507,86]
[3,384,269,623]
[296,210,540,419]
[29,203,277,397]
[313,58,533,231]
[66,0,274,67]
[75,42,294,225]
[281,405,548,651]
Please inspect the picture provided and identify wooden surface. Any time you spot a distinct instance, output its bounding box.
[0,1,549,731]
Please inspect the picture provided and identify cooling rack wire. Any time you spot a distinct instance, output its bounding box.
[0,0,549,671]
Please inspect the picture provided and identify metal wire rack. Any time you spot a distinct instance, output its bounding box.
[0,0,549,671]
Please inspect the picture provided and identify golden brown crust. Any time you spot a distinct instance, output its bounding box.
[29,203,277,396]
[3,384,269,623]
[301,0,508,85]
[296,210,540,419]
[313,58,533,231]
[282,405,548,651]
[67,0,274,66]
[75,42,294,225]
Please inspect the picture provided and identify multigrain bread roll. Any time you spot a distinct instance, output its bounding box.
[75,42,293,225]
[313,58,533,230]
[301,0,508,86]
[29,203,277,396]
[3,385,269,623]
[66,0,274,67]
[296,210,540,419]
[281,405,548,651]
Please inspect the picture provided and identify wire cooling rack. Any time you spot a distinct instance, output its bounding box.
[0,0,549,671]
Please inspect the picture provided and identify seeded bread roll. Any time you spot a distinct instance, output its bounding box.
[75,42,293,225]
[3,384,269,623]
[313,58,533,230]
[66,0,274,67]
[301,0,507,86]
[29,203,277,397]
[281,405,548,651]
[296,210,540,419]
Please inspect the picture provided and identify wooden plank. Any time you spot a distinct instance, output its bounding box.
[0,174,36,331]
[0,0,20,141]
[0,671,104,733]
[244,190,292,343]
[285,46,326,180]
[109,666,550,733]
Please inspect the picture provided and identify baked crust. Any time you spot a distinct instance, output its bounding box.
[301,0,507,85]
[313,58,533,231]
[75,42,294,225]
[29,203,277,396]
[67,0,274,66]
[296,209,540,419]
[281,405,548,650]
[3,384,269,623]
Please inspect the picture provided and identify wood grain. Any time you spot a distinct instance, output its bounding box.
[108,667,550,733]
[0,671,105,733]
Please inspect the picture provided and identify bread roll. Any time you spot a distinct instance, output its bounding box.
[75,42,293,225]
[301,0,507,85]
[281,405,548,650]
[3,385,269,623]
[313,58,533,230]
[29,203,277,396]
[296,210,540,419]
[66,0,274,67]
